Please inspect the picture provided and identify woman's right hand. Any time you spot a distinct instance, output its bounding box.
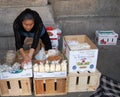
[19,48,31,67]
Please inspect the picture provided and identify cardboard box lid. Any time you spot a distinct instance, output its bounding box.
[96,30,118,37]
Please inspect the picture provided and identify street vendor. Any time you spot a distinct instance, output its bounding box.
[13,8,52,66]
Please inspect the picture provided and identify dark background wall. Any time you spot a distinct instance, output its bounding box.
[49,0,120,35]
[48,0,120,50]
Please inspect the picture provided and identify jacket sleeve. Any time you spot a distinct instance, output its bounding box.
[13,19,24,51]
[41,30,52,50]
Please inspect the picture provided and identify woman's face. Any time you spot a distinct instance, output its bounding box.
[22,19,34,31]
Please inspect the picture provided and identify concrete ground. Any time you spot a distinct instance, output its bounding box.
[0,40,120,97]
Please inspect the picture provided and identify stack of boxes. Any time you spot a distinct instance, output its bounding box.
[0,34,102,96]
[63,35,101,92]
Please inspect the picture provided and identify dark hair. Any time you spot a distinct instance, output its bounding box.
[20,8,34,21]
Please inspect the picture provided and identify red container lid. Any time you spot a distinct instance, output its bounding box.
[46,27,54,30]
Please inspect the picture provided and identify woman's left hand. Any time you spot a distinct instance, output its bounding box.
[21,55,31,67]
[20,48,35,67]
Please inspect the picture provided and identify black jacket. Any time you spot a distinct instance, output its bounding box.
[13,9,52,51]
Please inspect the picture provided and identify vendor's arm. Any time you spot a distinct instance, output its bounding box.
[41,30,52,50]
[19,48,31,66]
[31,10,52,51]
[30,24,41,58]
[30,11,43,55]
[13,17,30,65]
[31,25,52,51]
[13,18,24,51]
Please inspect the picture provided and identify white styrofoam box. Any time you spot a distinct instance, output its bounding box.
[96,30,118,45]
[0,63,32,79]
[63,35,98,72]
[0,69,32,79]
[34,71,67,78]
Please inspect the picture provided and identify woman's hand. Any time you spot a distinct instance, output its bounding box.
[19,48,31,67]
[21,54,31,67]
[19,48,35,67]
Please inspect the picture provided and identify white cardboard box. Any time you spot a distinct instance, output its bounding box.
[0,68,32,79]
[34,71,67,78]
[63,35,98,73]
[96,30,118,45]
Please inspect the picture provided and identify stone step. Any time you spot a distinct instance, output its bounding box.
[0,6,55,25]
[0,6,55,36]
[0,0,48,7]
[50,0,120,17]
[0,23,13,36]
[0,36,15,50]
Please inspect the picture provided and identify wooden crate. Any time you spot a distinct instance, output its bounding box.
[68,70,101,92]
[0,78,31,96]
[34,77,67,96]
